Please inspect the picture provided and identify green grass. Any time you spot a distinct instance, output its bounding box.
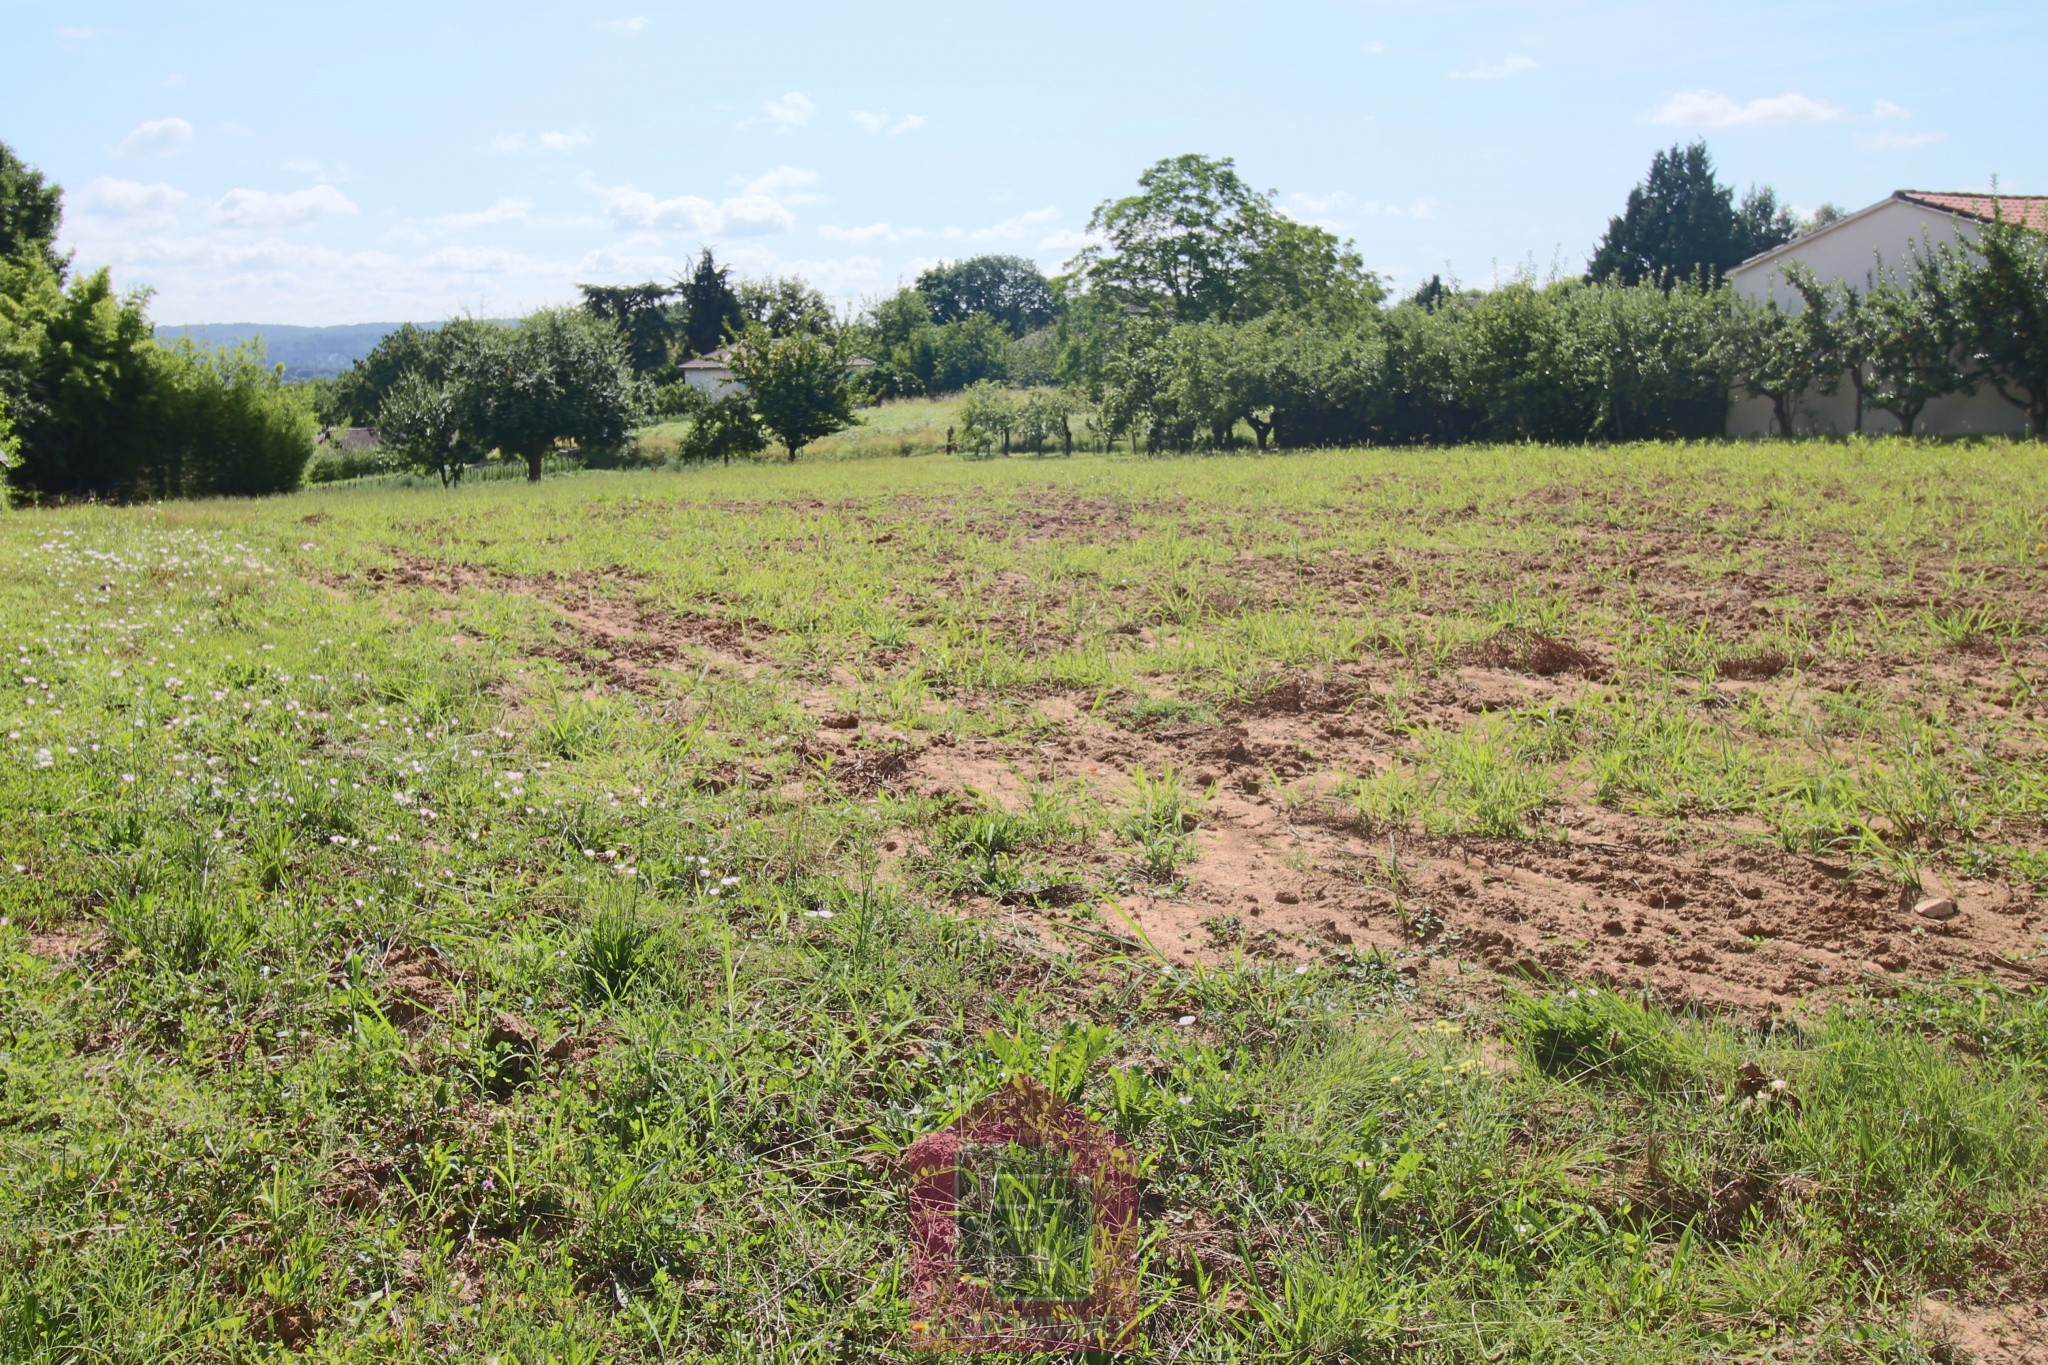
[1,438,2045,1360]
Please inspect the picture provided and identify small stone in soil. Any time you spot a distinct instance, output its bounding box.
[1913,896,1959,921]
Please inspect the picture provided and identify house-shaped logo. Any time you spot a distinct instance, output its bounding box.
[902,1074,1146,1353]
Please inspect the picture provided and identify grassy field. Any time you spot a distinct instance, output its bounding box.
[636,395,974,465]
[4,439,2048,1362]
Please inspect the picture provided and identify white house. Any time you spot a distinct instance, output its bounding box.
[679,345,877,398]
[1726,190,2048,437]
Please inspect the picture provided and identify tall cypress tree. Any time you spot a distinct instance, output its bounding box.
[677,249,744,358]
[1589,141,1792,288]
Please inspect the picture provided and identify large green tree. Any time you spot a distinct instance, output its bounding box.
[737,275,835,338]
[463,309,638,482]
[1588,141,1794,288]
[0,139,65,274]
[327,319,500,427]
[724,326,857,461]
[0,259,156,496]
[575,281,678,376]
[1070,154,1380,324]
[915,255,1054,336]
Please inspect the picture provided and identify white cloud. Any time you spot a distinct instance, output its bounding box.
[1647,89,1844,128]
[971,206,1059,242]
[283,157,355,182]
[1858,130,1943,153]
[433,197,532,230]
[1873,99,1910,120]
[77,177,189,216]
[116,117,193,158]
[587,179,798,236]
[759,91,816,130]
[1361,41,1387,55]
[597,17,648,32]
[1451,54,1536,80]
[56,26,115,43]
[163,72,186,90]
[210,185,360,228]
[1035,227,1101,256]
[219,120,253,137]
[489,130,589,154]
[739,165,822,201]
[852,108,926,136]
[1285,190,1352,217]
[819,222,925,244]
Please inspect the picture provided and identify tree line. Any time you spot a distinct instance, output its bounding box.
[1053,147,2048,450]
[7,134,2046,505]
[0,140,313,505]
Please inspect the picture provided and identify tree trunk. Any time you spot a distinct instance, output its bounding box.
[1248,417,1271,450]
[788,443,800,462]
[526,450,544,483]
[1849,369,1865,435]
[1899,403,1922,437]
[1770,393,1793,437]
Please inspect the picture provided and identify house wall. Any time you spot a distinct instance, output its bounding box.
[682,367,735,396]
[1725,199,2029,438]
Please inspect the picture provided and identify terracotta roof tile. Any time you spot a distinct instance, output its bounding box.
[1895,191,2048,231]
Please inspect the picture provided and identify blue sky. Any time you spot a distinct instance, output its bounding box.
[4,0,2041,326]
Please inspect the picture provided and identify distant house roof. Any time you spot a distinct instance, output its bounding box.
[679,346,734,371]
[1729,189,2048,278]
[678,346,876,371]
[318,426,381,451]
[1894,190,2048,231]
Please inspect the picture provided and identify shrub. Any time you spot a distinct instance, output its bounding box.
[141,340,315,497]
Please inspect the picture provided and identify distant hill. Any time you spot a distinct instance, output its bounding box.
[153,320,512,381]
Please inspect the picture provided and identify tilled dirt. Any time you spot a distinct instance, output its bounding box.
[348,536,2048,1014]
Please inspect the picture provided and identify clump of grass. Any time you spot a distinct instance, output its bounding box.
[576,894,657,1002]
[1512,985,1692,1088]
[1419,725,1556,838]
[1117,765,1200,882]
[105,891,253,975]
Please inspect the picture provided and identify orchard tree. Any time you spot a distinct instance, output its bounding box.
[1723,294,1828,435]
[0,139,64,274]
[916,255,1055,335]
[1589,141,1794,287]
[467,308,638,482]
[724,326,857,460]
[677,249,744,358]
[1782,263,1867,432]
[376,371,469,486]
[678,391,768,464]
[1926,219,2048,434]
[958,380,1016,456]
[1856,270,1966,435]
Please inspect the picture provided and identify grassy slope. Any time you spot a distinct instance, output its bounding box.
[1,440,2046,1362]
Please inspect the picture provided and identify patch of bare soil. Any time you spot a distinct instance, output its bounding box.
[872,667,2045,1011]
[1917,1297,2048,1365]
[25,927,88,964]
[376,942,460,1031]
[359,551,774,693]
